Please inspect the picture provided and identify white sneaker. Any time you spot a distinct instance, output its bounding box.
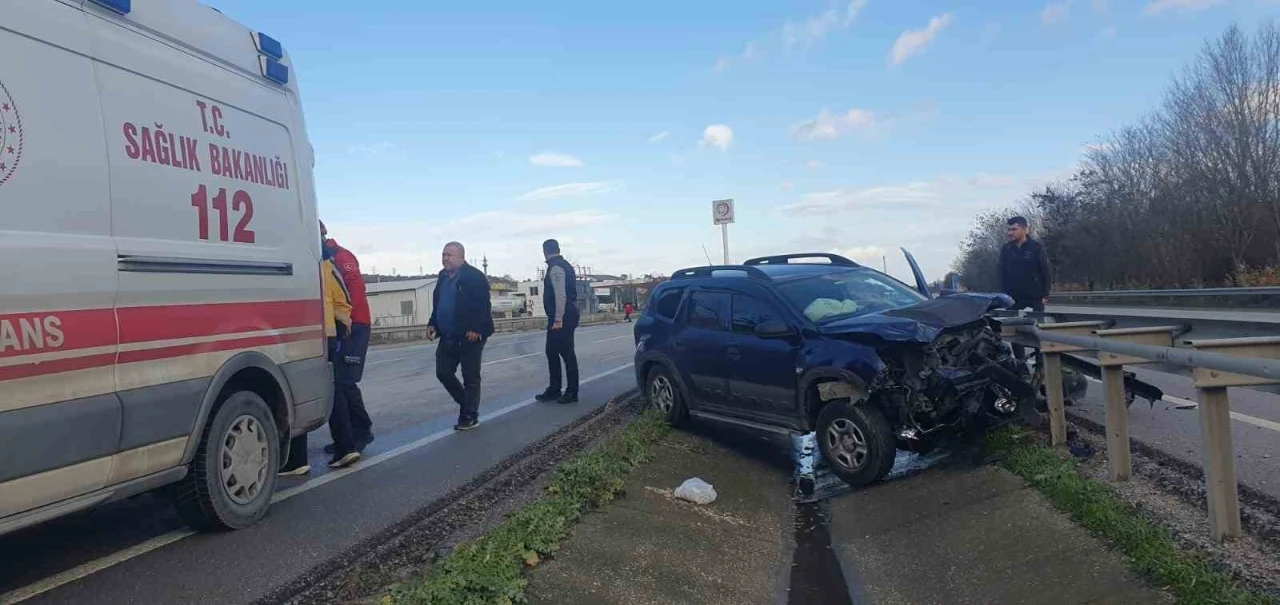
[278,465,310,477]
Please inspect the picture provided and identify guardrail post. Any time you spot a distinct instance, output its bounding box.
[1043,353,1066,446]
[1093,326,1181,482]
[1036,321,1109,446]
[1186,336,1280,541]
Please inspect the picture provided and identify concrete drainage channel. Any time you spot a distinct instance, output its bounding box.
[256,390,645,605]
[786,433,966,605]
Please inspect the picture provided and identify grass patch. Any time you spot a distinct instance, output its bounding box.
[385,408,671,605]
[988,428,1275,605]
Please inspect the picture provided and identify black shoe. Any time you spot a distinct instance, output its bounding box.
[557,393,579,404]
[454,418,480,431]
[535,389,561,402]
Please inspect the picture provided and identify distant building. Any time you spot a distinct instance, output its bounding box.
[366,278,436,327]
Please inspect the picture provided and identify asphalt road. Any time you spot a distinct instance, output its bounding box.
[1067,366,1280,500]
[0,322,639,605]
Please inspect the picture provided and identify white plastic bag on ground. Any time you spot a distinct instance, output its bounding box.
[674,477,717,505]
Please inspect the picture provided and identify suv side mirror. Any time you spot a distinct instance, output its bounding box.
[753,319,795,340]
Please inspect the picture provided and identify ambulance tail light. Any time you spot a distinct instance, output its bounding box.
[253,32,284,60]
[260,57,290,85]
[89,0,131,15]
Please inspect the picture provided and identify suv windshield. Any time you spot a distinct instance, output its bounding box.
[776,269,926,323]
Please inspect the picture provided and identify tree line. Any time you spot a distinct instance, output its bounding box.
[953,23,1280,292]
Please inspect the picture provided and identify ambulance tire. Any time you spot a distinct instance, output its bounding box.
[175,390,280,531]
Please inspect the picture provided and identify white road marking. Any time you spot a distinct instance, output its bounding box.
[482,352,542,366]
[591,335,631,344]
[0,363,635,605]
[1082,377,1280,432]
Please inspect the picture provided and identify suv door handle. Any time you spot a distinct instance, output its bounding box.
[673,338,687,352]
[726,345,742,361]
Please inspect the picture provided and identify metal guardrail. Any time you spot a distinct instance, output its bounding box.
[1051,286,1280,310]
[998,315,1280,541]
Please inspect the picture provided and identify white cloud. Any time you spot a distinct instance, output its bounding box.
[1143,0,1225,14]
[1041,1,1072,25]
[779,183,937,215]
[889,13,955,66]
[514,181,618,202]
[806,160,823,169]
[648,131,670,144]
[715,42,763,72]
[700,125,734,151]
[529,152,584,168]
[836,246,887,264]
[784,0,869,48]
[346,142,396,156]
[781,181,795,190]
[791,108,878,140]
[1081,141,1116,154]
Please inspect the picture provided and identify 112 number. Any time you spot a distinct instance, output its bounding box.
[191,184,255,243]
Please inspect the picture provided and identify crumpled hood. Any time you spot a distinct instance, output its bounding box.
[817,293,1013,343]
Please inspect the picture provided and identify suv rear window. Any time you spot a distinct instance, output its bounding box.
[653,287,685,320]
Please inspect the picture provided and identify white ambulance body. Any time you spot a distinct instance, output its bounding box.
[0,0,330,535]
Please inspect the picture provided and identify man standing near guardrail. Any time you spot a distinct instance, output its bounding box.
[999,216,1052,313]
[428,242,494,431]
[535,239,580,404]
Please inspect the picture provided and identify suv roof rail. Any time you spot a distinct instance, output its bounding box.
[670,265,772,281]
[743,253,860,267]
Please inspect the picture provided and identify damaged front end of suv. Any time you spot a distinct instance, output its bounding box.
[809,293,1050,486]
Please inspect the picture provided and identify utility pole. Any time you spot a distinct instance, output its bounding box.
[882,256,887,273]
[482,255,489,276]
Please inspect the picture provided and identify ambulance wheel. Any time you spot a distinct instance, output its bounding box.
[175,390,280,531]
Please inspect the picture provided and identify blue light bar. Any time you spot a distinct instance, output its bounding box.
[260,57,289,85]
[89,0,131,14]
[254,32,284,60]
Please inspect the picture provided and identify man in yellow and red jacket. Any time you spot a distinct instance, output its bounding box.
[321,221,375,457]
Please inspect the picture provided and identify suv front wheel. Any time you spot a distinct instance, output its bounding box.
[816,399,896,487]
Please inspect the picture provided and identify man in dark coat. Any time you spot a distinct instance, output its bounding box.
[535,239,581,404]
[999,216,1052,312]
[427,242,494,431]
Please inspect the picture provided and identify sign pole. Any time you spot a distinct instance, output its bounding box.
[711,198,736,266]
[721,223,729,264]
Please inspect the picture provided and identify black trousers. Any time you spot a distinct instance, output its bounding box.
[1011,299,1045,362]
[338,323,373,441]
[327,333,358,456]
[545,324,579,395]
[436,337,485,422]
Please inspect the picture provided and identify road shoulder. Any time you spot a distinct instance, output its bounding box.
[525,429,794,605]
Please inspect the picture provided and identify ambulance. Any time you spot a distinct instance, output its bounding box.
[0,0,330,535]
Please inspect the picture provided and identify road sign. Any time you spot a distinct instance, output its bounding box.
[712,199,735,225]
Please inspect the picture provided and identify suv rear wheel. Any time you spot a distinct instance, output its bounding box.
[816,399,896,487]
[646,366,687,426]
[175,390,280,531]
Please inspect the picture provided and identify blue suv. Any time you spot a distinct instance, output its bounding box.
[634,253,1036,487]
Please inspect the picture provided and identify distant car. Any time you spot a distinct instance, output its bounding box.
[633,252,1039,487]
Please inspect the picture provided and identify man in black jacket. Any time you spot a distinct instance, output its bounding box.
[535,239,580,404]
[999,216,1052,312]
[428,242,494,431]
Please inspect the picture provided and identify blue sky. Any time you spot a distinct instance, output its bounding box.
[207,0,1277,282]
